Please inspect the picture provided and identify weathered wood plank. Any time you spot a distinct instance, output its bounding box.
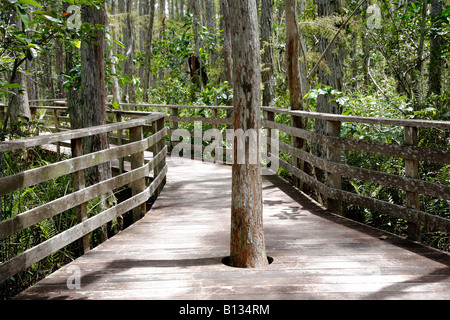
[106,102,233,110]
[13,158,450,300]
[169,116,232,125]
[130,126,146,221]
[278,157,450,233]
[262,106,450,130]
[0,164,167,283]
[0,113,165,152]
[0,147,167,240]
[278,141,450,200]
[0,127,167,196]
[326,120,342,214]
[263,120,450,164]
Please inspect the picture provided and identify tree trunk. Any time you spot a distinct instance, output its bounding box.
[205,0,217,68]
[220,0,232,86]
[6,18,31,131]
[285,0,305,189]
[229,0,268,269]
[178,0,184,19]
[413,0,427,108]
[55,38,66,99]
[122,0,136,103]
[190,0,203,89]
[7,69,31,128]
[80,3,111,185]
[428,0,443,96]
[65,1,82,131]
[106,3,121,106]
[159,0,166,81]
[315,0,343,156]
[81,2,112,242]
[261,0,275,107]
[362,0,370,87]
[143,0,156,102]
[313,0,343,208]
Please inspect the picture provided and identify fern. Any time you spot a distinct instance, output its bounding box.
[38,218,57,241]
[437,165,450,185]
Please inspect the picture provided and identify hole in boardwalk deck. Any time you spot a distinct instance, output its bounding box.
[221,256,274,268]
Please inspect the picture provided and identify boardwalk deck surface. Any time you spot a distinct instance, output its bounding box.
[14,157,450,300]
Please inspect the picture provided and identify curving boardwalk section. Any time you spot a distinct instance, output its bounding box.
[15,157,450,300]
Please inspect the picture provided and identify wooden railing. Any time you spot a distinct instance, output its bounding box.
[1,100,449,250]
[261,107,450,241]
[141,102,449,242]
[0,111,167,283]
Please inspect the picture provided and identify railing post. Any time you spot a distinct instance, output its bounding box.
[116,111,124,174]
[152,117,166,196]
[263,109,275,140]
[169,107,178,149]
[291,114,305,189]
[71,137,90,254]
[212,108,218,130]
[130,125,146,222]
[326,120,342,215]
[54,109,61,160]
[404,126,421,241]
[263,109,275,172]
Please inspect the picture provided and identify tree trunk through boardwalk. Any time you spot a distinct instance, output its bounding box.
[80,3,111,185]
[80,3,112,242]
[229,0,268,268]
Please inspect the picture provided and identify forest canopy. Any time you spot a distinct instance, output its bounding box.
[0,0,448,116]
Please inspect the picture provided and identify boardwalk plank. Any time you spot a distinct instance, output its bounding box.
[14,157,450,300]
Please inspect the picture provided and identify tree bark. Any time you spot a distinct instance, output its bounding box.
[428,0,443,96]
[285,0,305,189]
[261,0,275,107]
[106,3,121,106]
[122,0,136,103]
[143,0,156,101]
[7,69,31,128]
[190,0,203,89]
[81,2,112,242]
[55,38,66,99]
[80,3,111,185]
[314,0,343,157]
[220,0,232,86]
[205,0,217,68]
[229,0,268,269]
[313,0,343,208]
[5,17,31,131]
[178,0,184,19]
[413,0,427,107]
[159,0,166,81]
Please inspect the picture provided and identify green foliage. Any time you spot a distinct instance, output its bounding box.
[0,146,78,299]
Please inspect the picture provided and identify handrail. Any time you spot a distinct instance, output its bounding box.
[2,100,449,244]
[0,113,165,152]
[0,112,167,283]
[262,106,450,241]
[261,106,450,130]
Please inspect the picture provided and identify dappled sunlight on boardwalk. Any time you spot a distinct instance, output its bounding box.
[14,157,450,300]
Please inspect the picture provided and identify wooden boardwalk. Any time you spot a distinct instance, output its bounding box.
[14,157,450,300]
